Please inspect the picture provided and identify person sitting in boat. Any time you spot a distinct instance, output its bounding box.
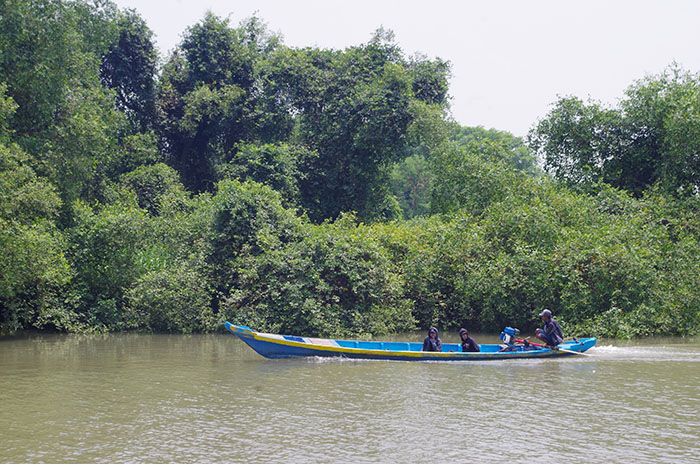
[535,309,563,347]
[422,327,442,352]
[458,328,480,352]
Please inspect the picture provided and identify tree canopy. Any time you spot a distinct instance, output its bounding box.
[529,65,700,196]
[1,0,699,338]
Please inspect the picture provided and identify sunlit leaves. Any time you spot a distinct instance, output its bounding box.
[529,65,700,197]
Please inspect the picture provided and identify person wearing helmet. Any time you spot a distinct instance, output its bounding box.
[535,309,563,347]
[422,327,442,352]
[458,328,480,352]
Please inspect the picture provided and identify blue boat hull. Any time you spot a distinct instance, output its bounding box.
[225,322,597,361]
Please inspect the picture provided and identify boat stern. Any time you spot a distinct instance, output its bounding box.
[560,337,597,353]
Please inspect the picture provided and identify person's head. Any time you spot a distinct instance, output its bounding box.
[539,309,552,321]
[428,327,438,338]
[459,328,468,340]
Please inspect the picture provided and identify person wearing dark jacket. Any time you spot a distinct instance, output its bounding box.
[422,327,442,352]
[535,309,563,347]
[458,328,480,352]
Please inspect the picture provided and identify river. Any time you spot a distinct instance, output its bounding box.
[1,332,699,463]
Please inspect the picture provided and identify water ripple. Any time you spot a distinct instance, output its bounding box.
[1,334,699,463]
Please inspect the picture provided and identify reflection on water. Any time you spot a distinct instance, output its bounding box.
[1,333,699,463]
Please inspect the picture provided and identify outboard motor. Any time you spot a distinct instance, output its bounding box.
[500,327,520,345]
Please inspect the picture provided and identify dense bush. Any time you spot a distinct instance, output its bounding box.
[125,263,215,333]
[1,1,699,338]
[0,143,75,332]
[67,199,151,329]
[386,182,700,337]
[221,214,416,337]
[119,162,185,215]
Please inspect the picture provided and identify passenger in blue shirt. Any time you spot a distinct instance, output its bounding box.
[422,327,442,352]
[535,309,563,347]
[458,328,480,352]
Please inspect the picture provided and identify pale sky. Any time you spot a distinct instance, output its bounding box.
[112,0,700,137]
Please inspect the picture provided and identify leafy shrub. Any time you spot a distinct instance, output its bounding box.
[126,263,215,333]
[222,214,415,337]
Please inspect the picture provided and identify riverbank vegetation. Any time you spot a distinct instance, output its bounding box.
[1,0,699,338]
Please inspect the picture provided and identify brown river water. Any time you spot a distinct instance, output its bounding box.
[1,332,699,463]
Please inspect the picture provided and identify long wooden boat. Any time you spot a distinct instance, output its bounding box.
[225,322,596,361]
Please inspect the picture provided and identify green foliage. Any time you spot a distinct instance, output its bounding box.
[407,54,451,105]
[429,142,522,215]
[158,78,248,191]
[125,263,215,333]
[0,84,18,144]
[0,143,75,333]
[156,13,285,192]
[0,0,134,218]
[100,8,158,130]
[389,101,452,218]
[222,214,416,337]
[119,162,185,215]
[392,120,536,220]
[405,100,452,158]
[452,125,539,176]
[2,0,86,133]
[157,16,450,220]
[208,179,305,294]
[68,199,150,329]
[528,96,626,189]
[0,144,62,223]
[390,153,432,218]
[0,0,119,144]
[0,3,698,340]
[264,32,450,221]
[293,50,414,221]
[113,131,162,175]
[395,181,700,337]
[46,84,129,209]
[529,65,700,196]
[181,13,260,88]
[0,218,76,333]
[216,142,315,206]
[622,66,700,195]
